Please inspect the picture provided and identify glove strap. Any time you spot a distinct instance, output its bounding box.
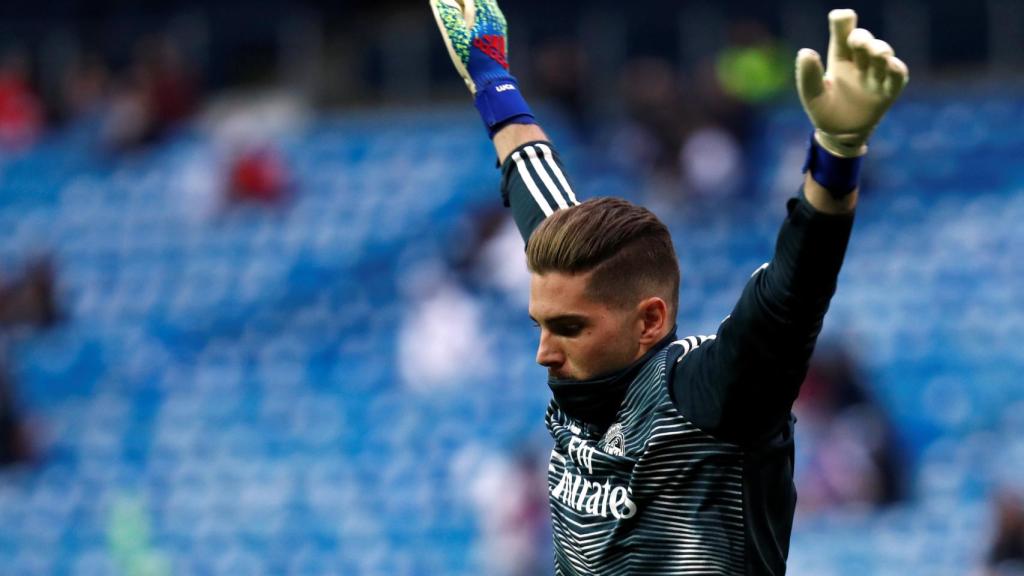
[474,77,536,138]
[803,132,863,199]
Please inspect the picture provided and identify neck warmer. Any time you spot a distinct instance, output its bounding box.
[547,330,677,431]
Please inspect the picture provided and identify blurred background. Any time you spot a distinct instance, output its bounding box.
[0,0,1022,574]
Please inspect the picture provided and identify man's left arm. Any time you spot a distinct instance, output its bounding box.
[673,9,909,444]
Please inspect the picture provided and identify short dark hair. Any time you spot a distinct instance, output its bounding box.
[526,197,680,316]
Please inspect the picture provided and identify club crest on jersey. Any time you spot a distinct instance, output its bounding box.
[601,423,626,456]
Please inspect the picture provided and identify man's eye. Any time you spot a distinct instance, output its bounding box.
[553,324,583,337]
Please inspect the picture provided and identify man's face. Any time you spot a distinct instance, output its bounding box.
[529,271,643,381]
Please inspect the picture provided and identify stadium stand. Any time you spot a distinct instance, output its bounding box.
[0,95,1022,574]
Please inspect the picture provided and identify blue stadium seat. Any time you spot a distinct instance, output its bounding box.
[0,98,1021,574]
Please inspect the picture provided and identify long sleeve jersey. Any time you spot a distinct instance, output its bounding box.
[499,141,855,575]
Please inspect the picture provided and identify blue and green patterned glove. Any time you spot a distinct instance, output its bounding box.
[430,0,536,137]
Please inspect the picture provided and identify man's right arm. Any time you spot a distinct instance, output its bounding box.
[430,0,580,243]
[495,126,580,243]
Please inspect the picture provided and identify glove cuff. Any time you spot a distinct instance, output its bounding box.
[803,132,863,199]
[474,77,536,138]
[814,129,868,158]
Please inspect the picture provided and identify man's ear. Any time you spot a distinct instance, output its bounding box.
[636,297,669,346]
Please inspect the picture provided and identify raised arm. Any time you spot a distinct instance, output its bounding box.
[430,0,579,242]
[799,9,908,214]
[673,9,909,445]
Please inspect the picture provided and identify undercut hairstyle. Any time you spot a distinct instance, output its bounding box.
[526,197,680,316]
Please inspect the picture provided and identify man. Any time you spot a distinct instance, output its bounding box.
[430,1,908,574]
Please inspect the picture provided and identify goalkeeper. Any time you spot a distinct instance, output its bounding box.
[431,2,908,574]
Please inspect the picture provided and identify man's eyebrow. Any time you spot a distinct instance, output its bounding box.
[530,314,588,325]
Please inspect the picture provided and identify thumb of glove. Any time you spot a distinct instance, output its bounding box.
[796,48,826,107]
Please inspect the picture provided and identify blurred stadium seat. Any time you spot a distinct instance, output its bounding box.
[0,93,1022,574]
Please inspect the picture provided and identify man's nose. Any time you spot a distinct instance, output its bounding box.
[536,331,565,368]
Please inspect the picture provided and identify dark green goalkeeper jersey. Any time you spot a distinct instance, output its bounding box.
[499,141,855,575]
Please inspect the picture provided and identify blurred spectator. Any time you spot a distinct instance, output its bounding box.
[533,39,590,136]
[0,367,33,467]
[142,36,198,126]
[448,206,531,304]
[647,20,789,202]
[227,146,291,205]
[678,123,744,199]
[609,52,755,203]
[104,35,199,151]
[612,57,693,181]
[793,344,906,512]
[714,20,790,105]
[0,257,60,328]
[0,257,60,468]
[0,49,44,150]
[988,491,1024,576]
[60,52,111,122]
[397,261,494,391]
[454,444,550,576]
[174,93,306,220]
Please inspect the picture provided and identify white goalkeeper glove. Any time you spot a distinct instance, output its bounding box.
[796,9,909,158]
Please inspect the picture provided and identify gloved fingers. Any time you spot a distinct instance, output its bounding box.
[847,28,876,74]
[439,0,466,15]
[476,0,504,18]
[435,0,470,27]
[463,0,477,30]
[884,56,910,99]
[430,0,475,92]
[827,9,858,66]
[796,48,826,102]
[867,39,894,85]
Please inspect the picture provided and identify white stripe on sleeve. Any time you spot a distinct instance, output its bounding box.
[525,145,569,209]
[512,149,554,217]
[536,143,579,205]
